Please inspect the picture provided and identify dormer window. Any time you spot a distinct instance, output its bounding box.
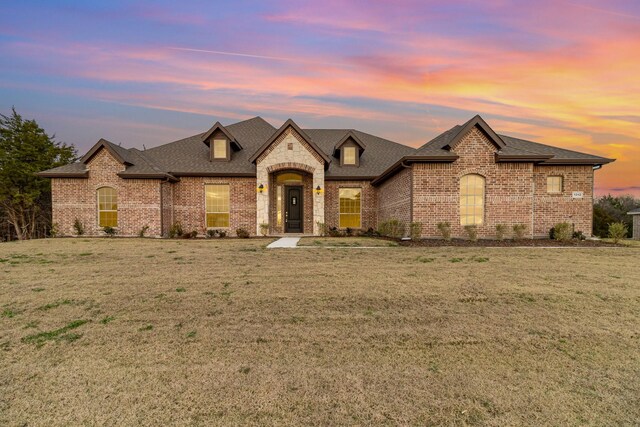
[201,121,242,162]
[334,131,365,167]
[213,139,227,160]
[343,146,356,165]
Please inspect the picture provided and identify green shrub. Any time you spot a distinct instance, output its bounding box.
[386,220,405,238]
[168,222,183,238]
[573,231,586,241]
[409,222,423,240]
[608,222,628,243]
[206,229,217,238]
[512,224,527,240]
[259,223,269,237]
[218,230,227,238]
[437,222,451,241]
[327,226,344,237]
[73,218,85,236]
[103,226,117,237]
[49,223,59,238]
[377,219,404,238]
[495,224,507,241]
[464,225,478,242]
[316,222,327,237]
[236,228,250,238]
[377,221,390,237]
[552,222,572,242]
[138,225,149,238]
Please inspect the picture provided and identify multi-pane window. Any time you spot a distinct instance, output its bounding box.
[339,188,361,228]
[97,187,118,227]
[343,146,356,165]
[547,176,563,193]
[460,174,485,226]
[213,139,227,159]
[205,184,230,227]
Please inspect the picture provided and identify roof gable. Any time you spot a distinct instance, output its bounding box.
[201,121,242,151]
[248,119,331,164]
[333,131,366,157]
[80,139,134,166]
[447,115,505,150]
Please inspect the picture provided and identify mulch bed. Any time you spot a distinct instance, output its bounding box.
[398,238,622,247]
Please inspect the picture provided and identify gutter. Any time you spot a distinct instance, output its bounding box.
[371,155,458,186]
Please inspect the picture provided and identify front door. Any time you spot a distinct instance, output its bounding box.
[285,186,302,233]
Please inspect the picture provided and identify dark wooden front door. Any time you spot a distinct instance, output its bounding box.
[285,186,302,233]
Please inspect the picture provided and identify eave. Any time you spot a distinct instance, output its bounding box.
[371,155,459,186]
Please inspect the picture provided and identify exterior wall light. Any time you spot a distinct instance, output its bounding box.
[315,185,323,195]
[257,184,266,193]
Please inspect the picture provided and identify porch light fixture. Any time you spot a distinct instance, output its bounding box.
[315,185,323,195]
[257,184,266,193]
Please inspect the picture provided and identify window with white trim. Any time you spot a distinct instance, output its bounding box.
[97,187,118,227]
[339,188,361,228]
[547,176,563,193]
[460,174,485,226]
[205,184,230,227]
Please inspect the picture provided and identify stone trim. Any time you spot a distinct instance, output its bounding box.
[267,162,316,174]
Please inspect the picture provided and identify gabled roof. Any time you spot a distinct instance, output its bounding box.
[39,113,615,183]
[248,119,331,164]
[201,121,243,151]
[332,131,366,158]
[80,138,136,165]
[372,114,615,185]
[413,115,505,155]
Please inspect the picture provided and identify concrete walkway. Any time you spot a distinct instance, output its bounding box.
[266,237,300,248]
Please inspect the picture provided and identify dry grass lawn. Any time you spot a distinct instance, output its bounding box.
[1,238,639,426]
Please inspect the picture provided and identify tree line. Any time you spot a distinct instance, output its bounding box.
[0,108,638,241]
[1,108,76,241]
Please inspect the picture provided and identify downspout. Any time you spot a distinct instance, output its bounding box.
[531,168,535,239]
[592,165,600,237]
[400,160,412,238]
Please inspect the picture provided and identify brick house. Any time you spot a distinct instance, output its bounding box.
[39,115,614,238]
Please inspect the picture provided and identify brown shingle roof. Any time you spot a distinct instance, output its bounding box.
[39,114,614,182]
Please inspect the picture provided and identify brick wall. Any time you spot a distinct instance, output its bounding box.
[412,127,534,238]
[377,168,412,229]
[49,128,596,240]
[633,216,640,240]
[410,127,594,238]
[51,149,163,236]
[324,180,377,230]
[532,165,594,237]
[170,177,257,236]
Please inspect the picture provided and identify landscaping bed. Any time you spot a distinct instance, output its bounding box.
[401,238,624,247]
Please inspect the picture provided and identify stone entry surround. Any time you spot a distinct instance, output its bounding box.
[255,128,325,235]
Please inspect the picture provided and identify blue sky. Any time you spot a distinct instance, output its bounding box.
[2,0,640,195]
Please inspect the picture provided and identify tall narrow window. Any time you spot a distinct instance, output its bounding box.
[339,188,361,228]
[276,185,283,226]
[213,139,227,159]
[460,174,484,226]
[343,146,356,165]
[547,176,563,193]
[97,187,118,227]
[205,184,230,227]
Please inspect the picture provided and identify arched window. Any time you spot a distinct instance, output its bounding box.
[460,174,484,226]
[97,187,118,227]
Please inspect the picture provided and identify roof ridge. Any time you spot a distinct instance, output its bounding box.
[500,134,610,159]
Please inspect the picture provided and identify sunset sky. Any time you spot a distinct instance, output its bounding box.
[1,1,639,196]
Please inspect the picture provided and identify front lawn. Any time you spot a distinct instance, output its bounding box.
[1,239,638,425]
